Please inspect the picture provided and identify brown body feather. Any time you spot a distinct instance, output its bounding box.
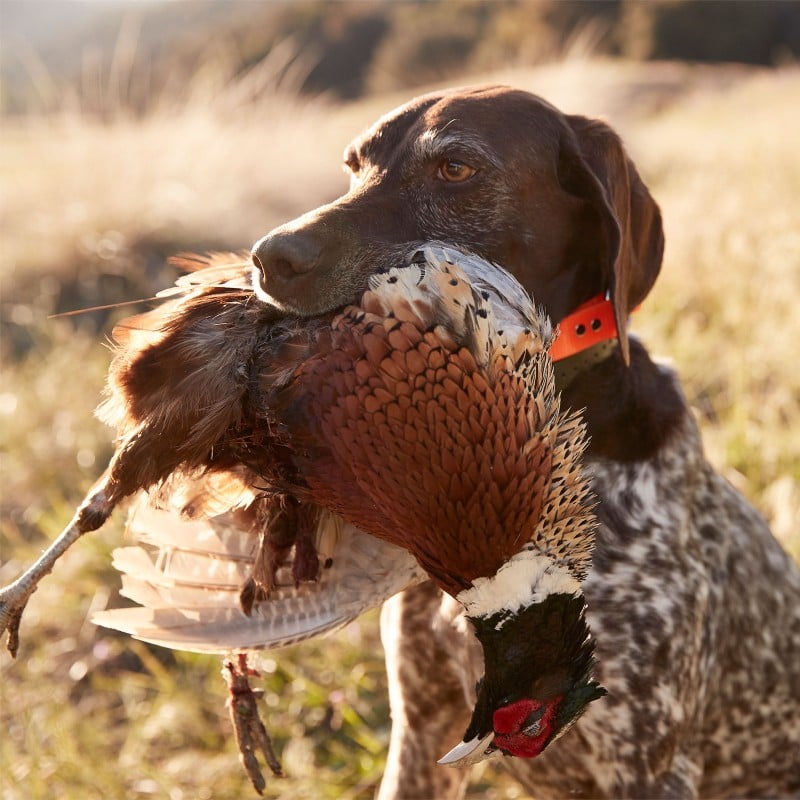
[279,258,589,595]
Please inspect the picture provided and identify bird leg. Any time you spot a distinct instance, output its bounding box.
[291,502,322,586]
[224,652,283,795]
[0,476,115,657]
[1,423,184,656]
[239,496,321,615]
[239,495,295,614]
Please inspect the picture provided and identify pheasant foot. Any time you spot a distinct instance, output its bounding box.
[0,483,115,656]
[224,653,283,794]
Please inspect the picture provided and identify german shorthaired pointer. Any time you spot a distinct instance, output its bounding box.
[251,85,800,799]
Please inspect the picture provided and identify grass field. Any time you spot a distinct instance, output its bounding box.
[1,58,798,799]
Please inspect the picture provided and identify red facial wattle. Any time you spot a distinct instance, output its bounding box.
[492,697,561,758]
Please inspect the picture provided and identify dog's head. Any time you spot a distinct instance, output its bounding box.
[252,85,663,364]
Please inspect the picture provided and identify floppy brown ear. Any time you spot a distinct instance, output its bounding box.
[558,115,664,365]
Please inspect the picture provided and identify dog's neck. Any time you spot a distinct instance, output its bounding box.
[547,293,684,463]
[556,338,685,463]
[553,340,617,391]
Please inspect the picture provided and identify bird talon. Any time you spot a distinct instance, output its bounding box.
[224,653,283,793]
[0,585,35,658]
[6,604,25,658]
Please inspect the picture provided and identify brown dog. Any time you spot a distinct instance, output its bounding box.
[251,86,800,798]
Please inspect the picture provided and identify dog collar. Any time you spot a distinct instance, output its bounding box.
[553,339,617,389]
[551,293,623,390]
[550,293,617,362]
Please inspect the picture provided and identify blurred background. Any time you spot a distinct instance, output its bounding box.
[1,2,799,798]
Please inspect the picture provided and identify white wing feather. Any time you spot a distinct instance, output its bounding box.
[94,501,424,654]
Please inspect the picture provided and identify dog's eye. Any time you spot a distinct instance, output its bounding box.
[437,159,476,183]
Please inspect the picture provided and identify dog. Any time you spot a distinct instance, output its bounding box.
[251,85,800,799]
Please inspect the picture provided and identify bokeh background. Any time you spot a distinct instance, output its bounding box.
[1,2,799,798]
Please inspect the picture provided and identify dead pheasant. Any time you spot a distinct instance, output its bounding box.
[0,244,602,784]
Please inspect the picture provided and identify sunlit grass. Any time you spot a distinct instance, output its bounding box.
[1,60,798,799]
[633,69,800,556]
[0,103,345,284]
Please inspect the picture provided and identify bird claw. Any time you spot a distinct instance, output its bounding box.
[224,653,283,794]
[1,482,115,658]
[0,590,31,658]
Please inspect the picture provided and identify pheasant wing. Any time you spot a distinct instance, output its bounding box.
[94,492,423,653]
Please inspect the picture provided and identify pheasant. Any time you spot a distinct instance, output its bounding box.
[0,244,603,784]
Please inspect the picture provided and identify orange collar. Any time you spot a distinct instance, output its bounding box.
[550,293,618,362]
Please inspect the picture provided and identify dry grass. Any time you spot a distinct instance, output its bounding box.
[635,68,800,551]
[1,58,798,799]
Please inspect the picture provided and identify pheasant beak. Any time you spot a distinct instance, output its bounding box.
[437,731,496,767]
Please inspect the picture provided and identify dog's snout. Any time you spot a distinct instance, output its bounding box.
[251,230,322,283]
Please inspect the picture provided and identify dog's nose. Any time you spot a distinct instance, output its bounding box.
[251,230,321,284]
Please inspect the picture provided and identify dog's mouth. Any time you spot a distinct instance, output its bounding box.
[249,243,432,319]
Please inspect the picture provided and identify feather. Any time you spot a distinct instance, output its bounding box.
[95,499,423,652]
[281,245,591,596]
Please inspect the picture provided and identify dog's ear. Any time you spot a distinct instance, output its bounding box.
[558,115,664,365]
